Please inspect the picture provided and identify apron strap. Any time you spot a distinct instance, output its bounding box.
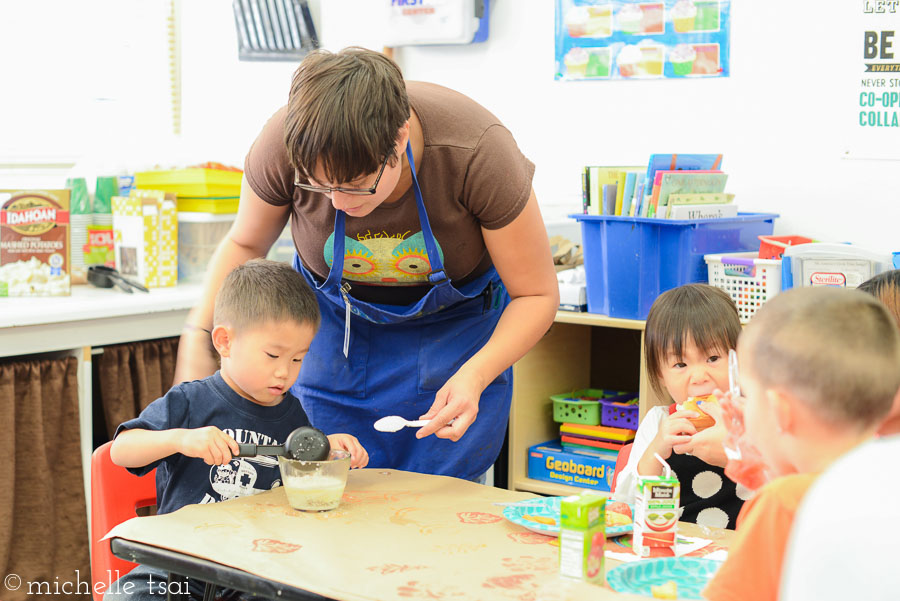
[405,143,448,284]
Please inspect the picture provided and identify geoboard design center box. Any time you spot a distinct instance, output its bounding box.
[528,440,616,492]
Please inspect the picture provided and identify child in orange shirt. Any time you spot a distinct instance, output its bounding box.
[703,287,900,601]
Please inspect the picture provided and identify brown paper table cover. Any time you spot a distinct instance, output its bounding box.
[107,469,706,600]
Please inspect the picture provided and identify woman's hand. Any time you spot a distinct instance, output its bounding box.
[327,434,369,468]
[178,426,240,466]
[415,367,485,442]
[673,402,729,467]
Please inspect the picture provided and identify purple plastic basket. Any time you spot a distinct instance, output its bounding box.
[599,395,639,430]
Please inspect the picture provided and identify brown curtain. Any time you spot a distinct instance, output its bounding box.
[96,337,180,440]
[0,356,90,601]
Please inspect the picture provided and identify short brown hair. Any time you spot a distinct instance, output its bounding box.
[858,269,900,328]
[214,259,320,332]
[285,47,410,187]
[741,287,900,430]
[644,284,742,401]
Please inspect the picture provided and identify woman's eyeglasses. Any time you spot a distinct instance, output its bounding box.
[293,154,389,196]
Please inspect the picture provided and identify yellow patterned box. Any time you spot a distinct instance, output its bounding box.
[158,193,178,287]
[112,190,178,288]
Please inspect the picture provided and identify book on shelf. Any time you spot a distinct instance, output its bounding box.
[602,184,618,216]
[666,192,735,217]
[581,166,644,215]
[668,202,738,220]
[633,179,646,217]
[581,169,589,215]
[645,153,724,216]
[620,172,637,217]
[650,170,727,217]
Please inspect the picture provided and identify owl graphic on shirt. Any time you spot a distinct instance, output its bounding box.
[324,231,445,285]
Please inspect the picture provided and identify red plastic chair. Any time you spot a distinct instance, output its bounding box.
[90,441,158,601]
[611,442,634,492]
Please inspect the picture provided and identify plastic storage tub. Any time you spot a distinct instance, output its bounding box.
[705,252,782,323]
[757,235,813,260]
[551,389,631,425]
[177,212,236,282]
[571,213,778,320]
[781,243,893,290]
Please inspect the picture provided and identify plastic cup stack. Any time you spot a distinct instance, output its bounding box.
[66,177,93,276]
[93,176,117,228]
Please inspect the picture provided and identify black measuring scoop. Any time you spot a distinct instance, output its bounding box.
[87,265,150,294]
[237,426,331,461]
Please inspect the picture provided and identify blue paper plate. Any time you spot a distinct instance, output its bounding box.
[502,496,633,537]
[606,557,722,599]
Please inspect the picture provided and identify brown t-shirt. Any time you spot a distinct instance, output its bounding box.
[244,81,535,305]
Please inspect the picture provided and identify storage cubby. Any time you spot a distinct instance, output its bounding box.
[507,311,664,496]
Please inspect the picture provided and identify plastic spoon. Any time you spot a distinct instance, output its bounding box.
[373,415,432,432]
[236,425,330,461]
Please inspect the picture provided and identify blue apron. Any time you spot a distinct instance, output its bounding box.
[291,143,512,480]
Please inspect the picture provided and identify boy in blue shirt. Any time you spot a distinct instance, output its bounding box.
[106,259,368,600]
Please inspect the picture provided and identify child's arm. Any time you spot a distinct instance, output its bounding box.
[111,426,241,468]
[636,409,699,476]
[613,406,668,504]
[326,433,369,469]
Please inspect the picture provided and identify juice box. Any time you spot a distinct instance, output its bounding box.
[633,473,680,557]
[558,492,606,584]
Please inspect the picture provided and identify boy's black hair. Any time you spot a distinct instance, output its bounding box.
[214,259,320,332]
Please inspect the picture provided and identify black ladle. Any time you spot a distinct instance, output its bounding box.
[237,426,331,461]
[87,265,149,294]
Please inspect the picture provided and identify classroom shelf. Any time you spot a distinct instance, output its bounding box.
[507,311,664,498]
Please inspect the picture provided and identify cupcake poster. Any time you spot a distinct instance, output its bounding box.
[555,0,731,80]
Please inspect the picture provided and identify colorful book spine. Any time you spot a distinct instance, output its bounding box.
[621,172,637,217]
[614,171,627,216]
[650,169,724,215]
[668,203,738,220]
[581,168,589,214]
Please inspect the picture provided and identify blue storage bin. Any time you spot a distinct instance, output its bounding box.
[571,213,778,320]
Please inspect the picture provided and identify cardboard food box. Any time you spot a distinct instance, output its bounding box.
[633,472,680,557]
[528,440,616,492]
[112,190,177,288]
[0,189,71,296]
[559,492,606,584]
[83,225,116,268]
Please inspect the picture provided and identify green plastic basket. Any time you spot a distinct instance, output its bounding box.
[551,389,630,425]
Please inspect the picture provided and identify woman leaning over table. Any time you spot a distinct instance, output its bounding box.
[173,47,558,482]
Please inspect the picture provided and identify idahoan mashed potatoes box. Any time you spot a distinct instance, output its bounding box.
[0,189,71,296]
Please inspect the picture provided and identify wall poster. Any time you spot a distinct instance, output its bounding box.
[555,0,731,81]
[845,1,900,160]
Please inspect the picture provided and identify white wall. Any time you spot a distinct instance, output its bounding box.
[179,1,900,254]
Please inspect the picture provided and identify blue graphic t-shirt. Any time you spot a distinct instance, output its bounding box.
[115,371,310,515]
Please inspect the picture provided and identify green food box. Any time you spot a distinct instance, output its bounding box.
[559,493,606,584]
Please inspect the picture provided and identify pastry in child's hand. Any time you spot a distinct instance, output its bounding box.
[651,580,678,599]
[680,394,719,431]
